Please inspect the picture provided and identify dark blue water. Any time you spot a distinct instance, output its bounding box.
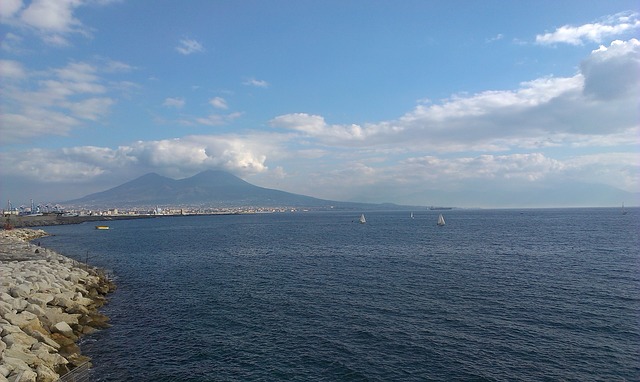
[39,209,640,381]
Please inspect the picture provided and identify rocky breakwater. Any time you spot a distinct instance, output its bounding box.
[0,229,115,382]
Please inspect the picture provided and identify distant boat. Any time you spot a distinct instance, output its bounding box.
[359,214,366,224]
[622,203,628,215]
[95,225,110,230]
[437,214,445,226]
[410,212,414,219]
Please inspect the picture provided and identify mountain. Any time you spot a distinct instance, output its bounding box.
[64,170,380,209]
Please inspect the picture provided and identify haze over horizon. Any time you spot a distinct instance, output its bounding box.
[1,1,639,209]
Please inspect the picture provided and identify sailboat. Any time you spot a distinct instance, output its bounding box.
[437,214,445,226]
[359,214,366,224]
[622,203,628,215]
[410,212,414,219]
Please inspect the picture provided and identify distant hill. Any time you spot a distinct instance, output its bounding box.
[64,170,395,210]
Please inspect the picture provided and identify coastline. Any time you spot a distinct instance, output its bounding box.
[0,228,115,382]
[1,211,247,229]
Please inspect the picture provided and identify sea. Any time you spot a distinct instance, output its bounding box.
[37,208,639,382]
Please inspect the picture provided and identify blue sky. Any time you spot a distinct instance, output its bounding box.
[1,0,639,208]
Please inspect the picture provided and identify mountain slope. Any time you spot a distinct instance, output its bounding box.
[65,170,354,208]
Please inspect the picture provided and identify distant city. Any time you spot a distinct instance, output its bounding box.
[2,198,333,218]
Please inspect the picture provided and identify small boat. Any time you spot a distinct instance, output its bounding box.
[622,203,628,215]
[95,225,110,230]
[359,214,366,224]
[437,214,445,226]
[410,212,414,219]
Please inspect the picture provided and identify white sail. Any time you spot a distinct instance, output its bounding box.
[359,214,366,224]
[437,214,445,226]
[410,212,414,219]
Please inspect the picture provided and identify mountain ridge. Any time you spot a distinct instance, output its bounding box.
[64,170,399,210]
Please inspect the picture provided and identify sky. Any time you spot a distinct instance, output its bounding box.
[1,0,639,209]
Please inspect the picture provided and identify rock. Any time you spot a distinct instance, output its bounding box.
[33,347,67,371]
[50,323,74,339]
[10,299,28,313]
[0,323,22,336]
[3,347,39,368]
[27,331,60,351]
[65,354,90,368]
[2,332,38,349]
[79,325,97,335]
[65,304,89,316]
[57,342,80,359]
[7,368,37,382]
[8,285,31,299]
[29,342,56,354]
[26,295,53,308]
[24,304,45,319]
[41,307,79,327]
[83,313,111,329]
[34,365,58,382]
[51,293,76,310]
[73,293,94,308]
[0,228,114,379]
[48,333,74,348]
[0,301,13,316]
[4,312,37,330]
[2,356,29,374]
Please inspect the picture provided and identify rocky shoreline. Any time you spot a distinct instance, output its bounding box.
[1,214,154,229]
[0,229,115,382]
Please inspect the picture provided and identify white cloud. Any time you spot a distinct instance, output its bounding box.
[65,97,114,121]
[163,97,185,108]
[486,33,504,43]
[0,0,23,19]
[0,149,106,182]
[0,32,23,52]
[403,153,565,182]
[581,39,640,99]
[104,59,136,73]
[0,59,131,144]
[19,0,81,32]
[0,133,278,183]
[270,113,381,143]
[0,0,118,46]
[176,38,204,55]
[0,59,26,79]
[564,152,640,192]
[195,112,242,126]
[0,109,79,141]
[271,39,639,153]
[243,78,269,88]
[209,96,228,109]
[536,12,640,45]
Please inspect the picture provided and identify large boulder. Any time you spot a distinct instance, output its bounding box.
[7,367,37,382]
[3,347,39,368]
[50,322,74,339]
[8,285,32,299]
[2,332,38,349]
[25,294,53,308]
[3,312,37,330]
[34,365,58,382]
